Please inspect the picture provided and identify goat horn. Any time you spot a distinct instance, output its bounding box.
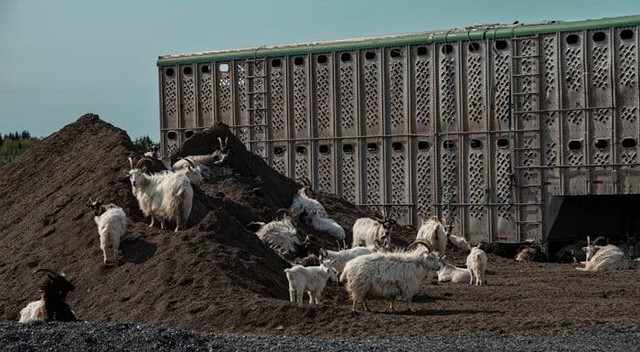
[183,158,197,168]
[33,268,59,278]
[217,137,224,149]
[406,240,433,252]
[128,157,134,169]
[587,236,591,247]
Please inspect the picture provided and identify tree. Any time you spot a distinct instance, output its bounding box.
[132,135,159,155]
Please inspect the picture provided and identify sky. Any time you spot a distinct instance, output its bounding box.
[1,0,640,141]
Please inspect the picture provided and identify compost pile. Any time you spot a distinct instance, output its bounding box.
[0,114,639,340]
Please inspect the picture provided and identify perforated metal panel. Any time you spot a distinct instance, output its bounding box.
[158,16,640,244]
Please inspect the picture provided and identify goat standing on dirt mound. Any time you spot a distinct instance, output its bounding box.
[19,269,76,323]
[87,198,127,266]
[351,217,395,250]
[340,240,440,312]
[284,260,338,306]
[127,157,193,232]
[173,137,232,180]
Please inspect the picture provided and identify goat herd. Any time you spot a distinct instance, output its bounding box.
[17,136,634,323]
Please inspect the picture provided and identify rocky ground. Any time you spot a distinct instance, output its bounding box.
[1,114,639,350]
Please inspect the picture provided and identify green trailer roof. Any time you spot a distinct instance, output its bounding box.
[157,14,640,67]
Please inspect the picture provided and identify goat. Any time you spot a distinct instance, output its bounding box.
[340,240,439,312]
[466,246,488,286]
[515,246,547,262]
[19,269,76,323]
[437,255,471,283]
[351,217,394,250]
[319,246,373,273]
[284,260,338,306]
[289,181,328,219]
[577,244,629,271]
[86,198,127,265]
[415,216,448,254]
[301,209,346,240]
[127,157,193,232]
[448,234,471,253]
[251,209,300,258]
[172,137,232,180]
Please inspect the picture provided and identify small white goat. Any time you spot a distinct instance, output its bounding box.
[319,246,373,273]
[172,137,232,180]
[416,216,448,254]
[284,260,338,306]
[437,256,471,283]
[340,240,440,312]
[577,244,629,271]
[87,199,127,265]
[466,247,488,286]
[351,217,394,250]
[252,210,300,258]
[127,157,193,232]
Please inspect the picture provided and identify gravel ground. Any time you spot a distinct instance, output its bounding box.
[2,322,640,352]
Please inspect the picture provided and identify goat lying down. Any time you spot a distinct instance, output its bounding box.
[19,269,76,323]
[577,244,629,271]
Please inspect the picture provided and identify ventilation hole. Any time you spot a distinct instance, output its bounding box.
[441,44,453,54]
[319,145,330,154]
[566,34,579,45]
[340,53,352,62]
[342,144,353,153]
[185,130,194,139]
[568,140,582,151]
[392,142,403,152]
[365,51,376,60]
[317,55,328,64]
[594,139,608,149]
[167,131,177,140]
[620,29,634,40]
[417,141,430,150]
[271,59,281,68]
[470,139,483,149]
[296,145,307,155]
[219,63,229,72]
[417,46,428,56]
[468,42,480,53]
[622,138,637,148]
[390,48,402,58]
[495,40,508,50]
[294,57,304,66]
[273,146,286,156]
[165,68,175,77]
[201,65,211,74]
[497,138,509,148]
[182,66,193,75]
[367,143,378,152]
[592,31,606,42]
[443,140,455,150]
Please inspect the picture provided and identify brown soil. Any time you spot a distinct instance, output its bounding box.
[1,114,639,337]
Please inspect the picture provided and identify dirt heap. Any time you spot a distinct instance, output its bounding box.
[0,114,398,333]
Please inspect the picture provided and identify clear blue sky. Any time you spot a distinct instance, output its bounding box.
[1,0,639,141]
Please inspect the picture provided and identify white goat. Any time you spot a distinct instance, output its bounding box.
[416,216,448,254]
[303,209,346,240]
[351,217,394,250]
[284,260,338,306]
[437,256,471,283]
[340,241,440,312]
[448,234,471,253]
[252,211,300,257]
[577,244,629,271]
[172,137,232,180]
[319,246,373,273]
[87,199,127,265]
[127,158,193,232]
[466,247,488,286]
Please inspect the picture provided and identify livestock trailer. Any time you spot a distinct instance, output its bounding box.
[157,15,640,247]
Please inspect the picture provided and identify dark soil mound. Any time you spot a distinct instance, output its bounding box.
[2,114,639,338]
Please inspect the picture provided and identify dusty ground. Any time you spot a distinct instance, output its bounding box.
[0,114,639,340]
